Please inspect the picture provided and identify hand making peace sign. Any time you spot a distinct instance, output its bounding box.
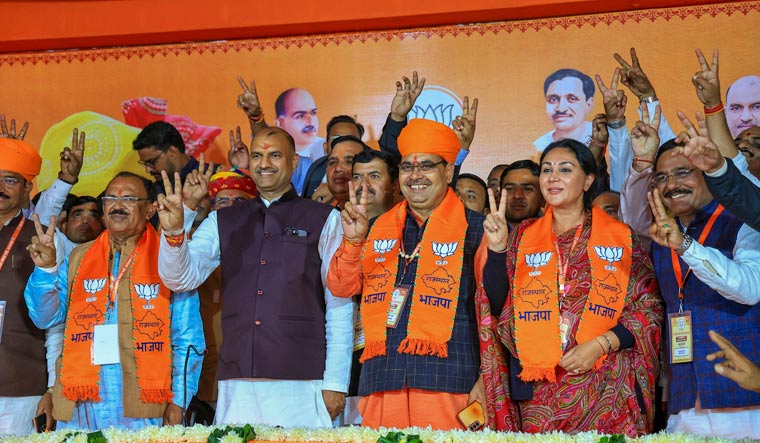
[157,170,185,234]
[483,188,508,252]
[692,48,721,109]
[340,181,370,244]
[595,68,627,122]
[453,96,478,151]
[613,47,656,100]
[27,214,57,269]
[237,76,263,121]
[59,128,86,183]
[228,125,250,170]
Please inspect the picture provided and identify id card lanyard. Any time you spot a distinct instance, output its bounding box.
[0,216,26,273]
[554,226,582,310]
[669,205,724,312]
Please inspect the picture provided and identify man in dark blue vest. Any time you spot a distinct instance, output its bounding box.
[647,139,760,439]
[156,127,353,428]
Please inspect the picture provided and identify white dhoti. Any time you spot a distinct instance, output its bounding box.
[215,379,332,428]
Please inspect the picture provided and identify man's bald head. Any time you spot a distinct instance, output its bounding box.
[253,127,296,153]
[726,75,760,138]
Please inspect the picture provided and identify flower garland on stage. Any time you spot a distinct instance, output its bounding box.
[1,425,748,443]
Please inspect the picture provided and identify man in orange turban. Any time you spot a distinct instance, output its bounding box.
[0,138,47,435]
[327,117,489,430]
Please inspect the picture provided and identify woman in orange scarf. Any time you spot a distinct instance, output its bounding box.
[476,140,663,437]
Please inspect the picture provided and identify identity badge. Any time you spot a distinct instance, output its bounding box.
[669,311,693,364]
[0,300,6,344]
[386,285,410,328]
[92,324,121,365]
[559,312,578,352]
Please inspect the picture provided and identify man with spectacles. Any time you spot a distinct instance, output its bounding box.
[133,121,200,199]
[327,118,488,430]
[646,138,760,439]
[0,138,53,436]
[23,171,204,431]
[157,127,353,428]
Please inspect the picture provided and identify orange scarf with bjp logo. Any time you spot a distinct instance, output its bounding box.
[360,188,468,362]
[512,206,632,382]
[60,225,173,404]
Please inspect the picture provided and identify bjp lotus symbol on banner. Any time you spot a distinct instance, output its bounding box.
[432,241,458,265]
[526,252,553,276]
[594,246,623,271]
[83,278,106,303]
[373,239,397,262]
[135,283,160,309]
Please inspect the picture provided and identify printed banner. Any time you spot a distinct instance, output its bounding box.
[0,1,758,195]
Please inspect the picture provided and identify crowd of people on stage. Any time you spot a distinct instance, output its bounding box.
[3,47,760,439]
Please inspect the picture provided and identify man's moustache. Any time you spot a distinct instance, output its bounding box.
[109,209,129,216]
[302,125,316,133]
[663,189,692,198]
[0,193,9,199]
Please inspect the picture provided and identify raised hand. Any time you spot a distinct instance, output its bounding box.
[27,214,57,269]
[590,114,609,163]
[613,48,656,100]
[483,188,509,252]
[157,171,185,233]
[679,111,724,173]
[707,330,760,393]
[182,154,214,211]
[341,181,369,243]
[228,126,250,169]
[595,69,627,122]
[0,114,29,140]
[692,49,721,108]
[630,103,662,170]
[237,76,263,121]
[390,71,426,122]
[311,182,334,204]
[59,128,85,183]
[453,96,478,150]
[647,189,684,249]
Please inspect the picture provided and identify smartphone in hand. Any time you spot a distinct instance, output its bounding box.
[457,400,485,431]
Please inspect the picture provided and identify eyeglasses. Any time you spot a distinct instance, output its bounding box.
[213,197,248,207]
[652,168,695,186]
[101,196,151,206]
[0,176,21,186]
[398,160,445,174]
[137,151,165,168]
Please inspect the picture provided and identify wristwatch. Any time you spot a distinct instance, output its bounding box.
[640,95,658,104]
[607,118,626,129]
[675,234,694,256]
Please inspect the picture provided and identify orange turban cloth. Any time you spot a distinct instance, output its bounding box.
[397,118,460,164]
[208,167,256,199]
[0,138,42,181]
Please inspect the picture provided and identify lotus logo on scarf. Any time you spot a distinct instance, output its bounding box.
[432,241,458,265]
[526,252,552,276]
[594,246,623,271]
[135,283,160,310]
[373,239,398,262]
[83,278,107,303]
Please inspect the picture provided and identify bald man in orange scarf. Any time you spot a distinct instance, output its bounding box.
[327,119,488,430]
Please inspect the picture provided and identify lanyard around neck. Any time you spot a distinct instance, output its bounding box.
[0,217,26,273]
[670,205,724,311]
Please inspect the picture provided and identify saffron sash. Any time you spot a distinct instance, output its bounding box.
[60,225,173,404]
[360,188,467,362]
[512,206,631,382]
